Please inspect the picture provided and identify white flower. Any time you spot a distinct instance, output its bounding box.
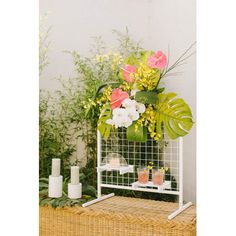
[113,119,122,128]
[113,108,128,117]
[136,103,146,114]
[113,115,132,128]
[112,108,127,128]
[112,108,133,128]
[122,98,137,109]
[119,117,133,128]
[106,119,115,125]
[126,107,139,121]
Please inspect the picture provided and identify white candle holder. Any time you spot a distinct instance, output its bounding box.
[68,183,82,199]
[48,175,63,198]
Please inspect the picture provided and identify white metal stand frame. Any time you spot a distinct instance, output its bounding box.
[82,130,192,220]
[167,137,192,220]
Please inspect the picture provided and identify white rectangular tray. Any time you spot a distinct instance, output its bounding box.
[97,165,134,175]
[131,181,171,191]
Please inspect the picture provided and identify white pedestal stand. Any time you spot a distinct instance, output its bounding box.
[48,175,63,198]
[68,183,82,199]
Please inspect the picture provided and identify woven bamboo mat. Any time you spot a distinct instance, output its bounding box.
[40,196,196,236]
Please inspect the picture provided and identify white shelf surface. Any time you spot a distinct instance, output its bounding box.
[132,181,171,191]
[97,164,134,174]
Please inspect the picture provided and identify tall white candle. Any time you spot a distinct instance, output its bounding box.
[71,166,80,185]
[51,158,61,177]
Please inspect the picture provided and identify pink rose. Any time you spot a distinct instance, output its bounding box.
[122,65,136,83]
[147,51,167,69]
[110,88,129,110]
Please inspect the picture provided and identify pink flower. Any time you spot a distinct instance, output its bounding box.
[147,51,167,69]
[110,88,129,110]
[122,65,136,83]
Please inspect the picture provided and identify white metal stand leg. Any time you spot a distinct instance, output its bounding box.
[82,131,115,208]
[97,130,102,198]
[168,137,192,220]
[168,202,192,220]
[82,193,115,207]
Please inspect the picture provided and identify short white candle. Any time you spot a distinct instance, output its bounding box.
[71,166,80,185]
[51,158,61,177]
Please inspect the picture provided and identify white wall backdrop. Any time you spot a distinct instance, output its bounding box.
[40,0,196,203]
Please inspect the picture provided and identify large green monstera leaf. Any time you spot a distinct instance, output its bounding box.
[156,93,194,139]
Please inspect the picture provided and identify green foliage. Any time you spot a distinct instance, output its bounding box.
[127,122,147,142]
[123,50,154,68]
[39,14,79,179]
[135,91,158,105]
[39,91,77,178]
[156,87,165,94]
[155,93,194,139]
[112,27,143,58]
[161,42,196,80]
[124,53,140,65]
[39,29,143,183]
[95,82,121,99]
[97,104,112,140]
[140,50,154,63]
[39,13,51,75]
[39,29,191,204]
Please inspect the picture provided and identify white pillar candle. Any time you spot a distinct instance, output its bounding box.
[68,183,82,199]
[71,166,80,185]
[51,158,61,177]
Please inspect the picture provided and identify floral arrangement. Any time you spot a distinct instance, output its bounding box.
[93,45,195,142]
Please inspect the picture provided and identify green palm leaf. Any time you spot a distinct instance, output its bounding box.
[156,93,194,139]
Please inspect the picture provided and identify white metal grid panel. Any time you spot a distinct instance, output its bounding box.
[98,128,180,195]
